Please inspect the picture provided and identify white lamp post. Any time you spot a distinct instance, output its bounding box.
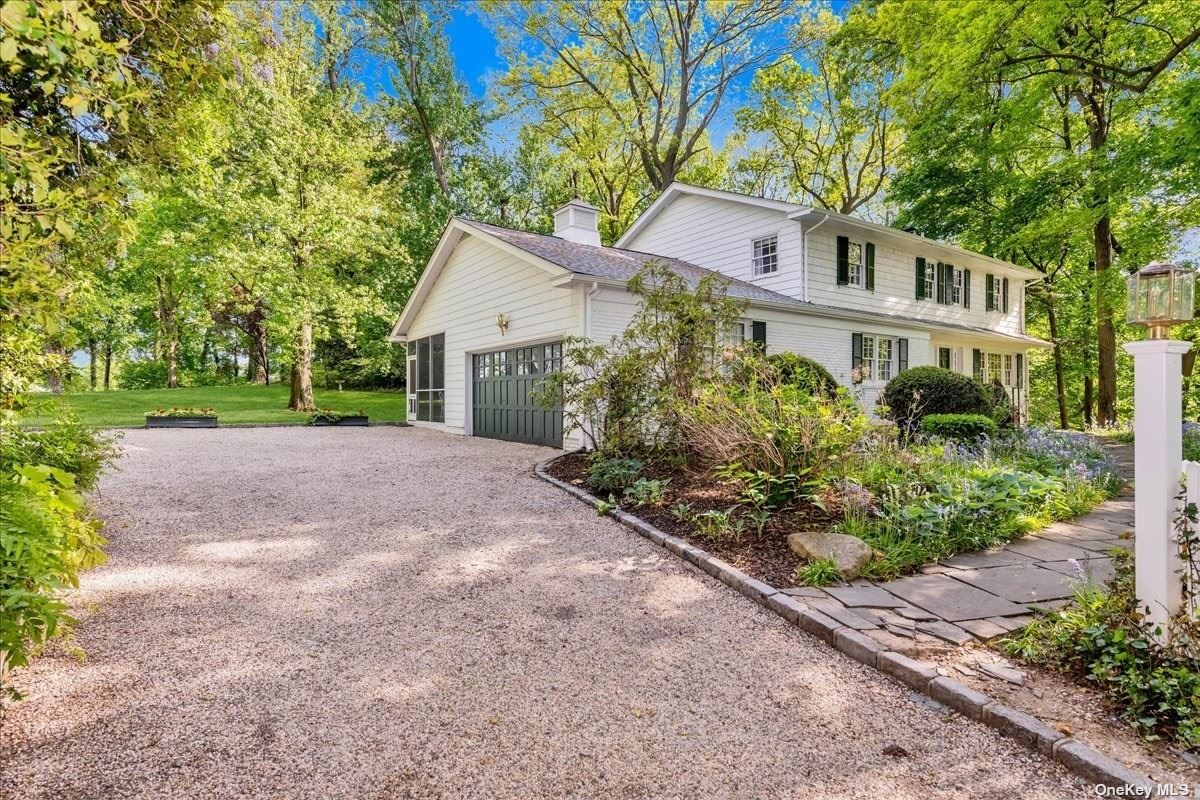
[1123,261,1196,643]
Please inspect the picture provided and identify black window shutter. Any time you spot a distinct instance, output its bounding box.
[751,320,767,351]
[1016,353,1024,388]
[1002,278,1010,313]
[972,348,982,381]
[852,332,863,370]
[985,274,994,311]
[836,236,850,285]
[963,268,971,308]
[865,242,875,290]
[935,262,946,303]
[938,347,950,369]
[897,338,908,373]
[915,257,926,299]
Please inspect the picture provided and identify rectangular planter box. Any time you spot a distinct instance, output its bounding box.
[311,416,369,427]
[145,416,218,428]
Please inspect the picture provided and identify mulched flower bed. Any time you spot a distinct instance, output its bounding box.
[547,452,831,588]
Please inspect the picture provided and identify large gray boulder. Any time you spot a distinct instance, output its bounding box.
[787,531,873,580]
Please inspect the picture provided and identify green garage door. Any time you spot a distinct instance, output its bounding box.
[472,341,564,447]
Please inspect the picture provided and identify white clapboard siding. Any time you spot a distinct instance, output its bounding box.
[589,285,932,414]
[624,193,807,299]
[797,224,1025,336]
[623,192,1027,338]
[406,233,585,445]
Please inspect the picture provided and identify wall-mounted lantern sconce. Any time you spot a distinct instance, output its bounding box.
[496,313,509,335]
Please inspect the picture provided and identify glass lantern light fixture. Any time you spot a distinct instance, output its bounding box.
[1126,261,1196,339]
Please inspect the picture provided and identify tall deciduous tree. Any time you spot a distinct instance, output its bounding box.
[489,0,793,194]
[735,10,900,218]
[864,0,1199,424]
[210,3,392,410]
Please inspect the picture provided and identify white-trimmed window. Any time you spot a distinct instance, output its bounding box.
[985,352,1003,385]
[847,242,864,286]
[1003,354,1014,387]
[937,346,964,373]
[752,235,778,276]
[722,321,746,348]
[924,267,935,301]
[951,269,964,305]
[855,333,908,382]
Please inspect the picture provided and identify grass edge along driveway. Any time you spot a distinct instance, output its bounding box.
[23,384,407,427]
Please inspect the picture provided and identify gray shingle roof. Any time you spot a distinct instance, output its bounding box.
[458,217,1048,347]
[459,218,799,305]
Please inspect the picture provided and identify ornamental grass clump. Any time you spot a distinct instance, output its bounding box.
[679,354,868,503]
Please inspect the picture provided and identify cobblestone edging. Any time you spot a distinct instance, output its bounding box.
[534,455,1154,794]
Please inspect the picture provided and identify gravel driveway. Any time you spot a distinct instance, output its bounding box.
[0,428,1086,799]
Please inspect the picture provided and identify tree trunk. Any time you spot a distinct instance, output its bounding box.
[1093,216,1118,425]
[1082,80,1117,425]
[1045,295,1069,430]
[88,339,97,390]
[288,320,315,411]
[157,274,180,388]
[103,342,112,390]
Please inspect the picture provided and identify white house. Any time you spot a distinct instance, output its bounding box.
[389,182,1048,448]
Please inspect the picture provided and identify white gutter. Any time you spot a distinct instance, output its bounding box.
[799,210,831,303]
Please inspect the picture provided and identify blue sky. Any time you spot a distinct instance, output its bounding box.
[358,5,825,149]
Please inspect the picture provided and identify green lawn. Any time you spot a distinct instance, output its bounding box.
[23,384,407,427]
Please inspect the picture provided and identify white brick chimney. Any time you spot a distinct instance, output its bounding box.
[553,198,601,246]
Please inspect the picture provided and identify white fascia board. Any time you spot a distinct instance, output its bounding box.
[789,208,1040,280]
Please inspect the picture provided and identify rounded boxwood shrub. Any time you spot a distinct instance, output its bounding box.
[767,352,839,398]
[919,413,998,441]
[882,366,990,425]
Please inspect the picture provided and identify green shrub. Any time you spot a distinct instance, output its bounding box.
[534,262,745,456]
[623,477,669,506]
[1185,422,1200,461]
[1,416,113,700]
[882,366,990,427]
[1002,552,1199,747]
[1,417,118,492]
[919,413,998,441]
[115,359,170,390]
[587,456,643,492]
[766,352,839,398]
[983,380,1016,427]
[826,428,1118,580]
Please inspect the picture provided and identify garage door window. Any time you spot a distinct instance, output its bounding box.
[408,333,445,422]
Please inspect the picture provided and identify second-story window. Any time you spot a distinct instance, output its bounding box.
[951,268,964,305]
[752,235,778,276]
[837,236,875,289]
[847,242,863,286]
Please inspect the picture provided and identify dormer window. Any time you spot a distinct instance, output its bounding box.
[752,235,778,276]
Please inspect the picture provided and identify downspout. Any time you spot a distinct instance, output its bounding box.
[583,281,600,339]
[801,211,831,303]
